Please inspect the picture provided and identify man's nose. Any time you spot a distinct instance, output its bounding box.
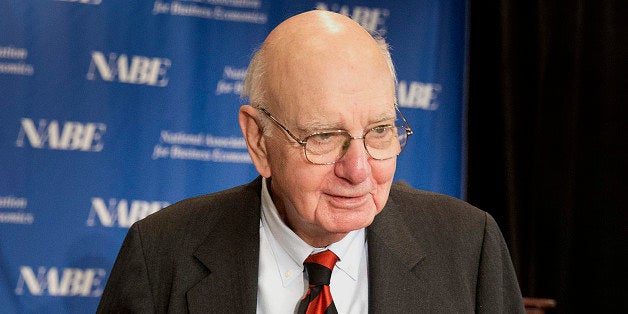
[334,138,371,183]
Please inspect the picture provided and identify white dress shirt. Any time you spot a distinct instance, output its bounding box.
[256,178,369,314]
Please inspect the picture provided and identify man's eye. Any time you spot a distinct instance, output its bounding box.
[310,132,336,142]
[370,125,393,137]
[373,126,388,133]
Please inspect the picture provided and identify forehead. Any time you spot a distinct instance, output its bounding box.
[269,50,395,125]
[272,75,396,133]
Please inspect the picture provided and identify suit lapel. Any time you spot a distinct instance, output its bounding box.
[367,195,429,313]
[186,178,262,313]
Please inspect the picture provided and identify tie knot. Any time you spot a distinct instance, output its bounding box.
[304,250,338,286]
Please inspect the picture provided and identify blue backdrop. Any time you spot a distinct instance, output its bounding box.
[0,0,467,312]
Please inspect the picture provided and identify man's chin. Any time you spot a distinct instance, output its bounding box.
[325,213,377,233]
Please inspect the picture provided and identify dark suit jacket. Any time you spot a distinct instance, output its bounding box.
[97,177,524,313]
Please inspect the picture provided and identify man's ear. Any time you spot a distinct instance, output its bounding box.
[239,105,271,178]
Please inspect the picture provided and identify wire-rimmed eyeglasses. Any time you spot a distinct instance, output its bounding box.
[257,105,413,165]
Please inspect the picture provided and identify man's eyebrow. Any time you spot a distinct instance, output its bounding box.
[373,111,396,124]
[296,120,342,134]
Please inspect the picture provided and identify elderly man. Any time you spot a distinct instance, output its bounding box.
[97,10,524,313]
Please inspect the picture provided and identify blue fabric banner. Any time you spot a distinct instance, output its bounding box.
[0,0,467,312]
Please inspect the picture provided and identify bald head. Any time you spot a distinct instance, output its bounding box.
[265,10,377,53]
[243,10,396,109]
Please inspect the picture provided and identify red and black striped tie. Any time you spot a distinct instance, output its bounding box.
[297,250,339,314]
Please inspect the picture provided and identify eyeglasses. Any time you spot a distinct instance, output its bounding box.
[257,105,413,165]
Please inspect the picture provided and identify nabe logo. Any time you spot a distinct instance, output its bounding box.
[86,198,169,228]
[86,51,171,87]
[15,266,106,297]
[15,118,106,152]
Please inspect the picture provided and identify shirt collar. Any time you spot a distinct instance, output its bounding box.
[260,177,312,287]
[326,227,364,281]
[260,177,366,285]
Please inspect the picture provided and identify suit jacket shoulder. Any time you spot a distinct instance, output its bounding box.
[97,178,262,313]
[367,182,524,313]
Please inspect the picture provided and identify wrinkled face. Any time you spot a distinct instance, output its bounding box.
[261,37,397,246]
